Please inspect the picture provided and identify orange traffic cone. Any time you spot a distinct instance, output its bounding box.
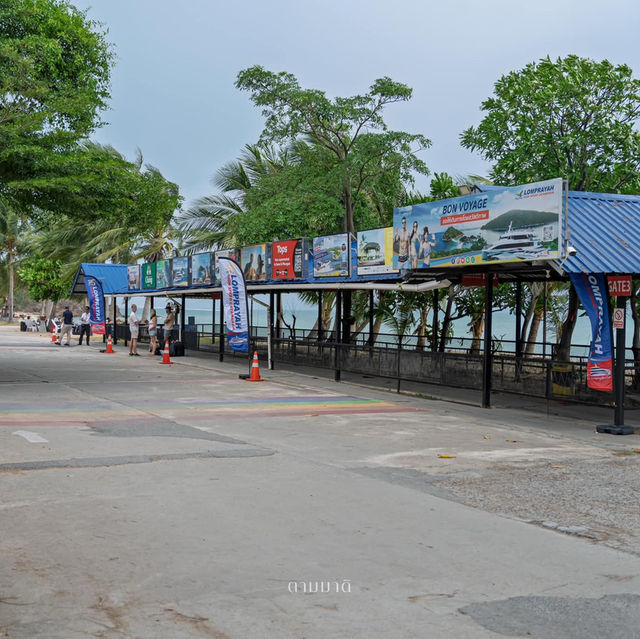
[159,340,172,365]
[51,330,57,343]
[246,351,264,382]
[105,334,114,353]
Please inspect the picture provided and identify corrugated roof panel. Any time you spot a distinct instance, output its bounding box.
[71,263,128,296]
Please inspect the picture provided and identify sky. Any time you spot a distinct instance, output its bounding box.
[72,0,640,210]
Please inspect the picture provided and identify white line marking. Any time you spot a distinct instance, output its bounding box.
[12,430,48,443]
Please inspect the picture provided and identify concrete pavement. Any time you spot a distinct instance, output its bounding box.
[1,326,639,638]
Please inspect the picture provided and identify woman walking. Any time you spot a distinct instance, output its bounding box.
[148,309,158,355]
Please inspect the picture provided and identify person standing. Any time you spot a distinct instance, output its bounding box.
[163,304,175,343]
[128,304,140,356]
[148,309,158,356]
[57,306,74,346]
[78,306,91,345]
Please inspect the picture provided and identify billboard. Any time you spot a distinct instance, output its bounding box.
[142,263,156,290]
[191,252,213,286]
[214,249,239,283]
[156,259,171,288]
[127,265,140,291]
[271,238,308,280]
[313,233,351,278]
[392,178,563,271]
[241,244,269,281]
[171,256,190,287]
[357,227,397,275]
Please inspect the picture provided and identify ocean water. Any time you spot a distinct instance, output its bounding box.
[122,293,636,357]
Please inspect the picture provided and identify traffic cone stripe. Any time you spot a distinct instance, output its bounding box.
[246,351,264,382]
[159,340,172,365]
[105,334,114,353]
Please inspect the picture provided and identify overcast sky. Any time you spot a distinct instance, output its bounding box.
[73,0,640,209]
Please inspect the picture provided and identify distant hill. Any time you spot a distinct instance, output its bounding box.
[481,209,558,231]
[442,226,464,241]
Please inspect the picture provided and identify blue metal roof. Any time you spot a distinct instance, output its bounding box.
[564,190,640,274]
[70,263,129,296]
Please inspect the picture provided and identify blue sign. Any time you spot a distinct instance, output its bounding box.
[83,275,106,335]
[218,257,249,352]
[570,272,613,391]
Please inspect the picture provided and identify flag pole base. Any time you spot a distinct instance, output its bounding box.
[596,425,635,435]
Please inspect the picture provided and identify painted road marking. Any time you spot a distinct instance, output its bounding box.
[12,430,48,443]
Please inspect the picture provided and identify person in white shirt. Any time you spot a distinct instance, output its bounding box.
[128,304,140,356]
[78,305,91,345]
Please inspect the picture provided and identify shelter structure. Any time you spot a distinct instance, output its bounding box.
[71,188,640,428]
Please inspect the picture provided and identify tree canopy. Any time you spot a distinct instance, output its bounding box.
[0,0,113,212]
[235,66,430,235]
[460,55,640,193]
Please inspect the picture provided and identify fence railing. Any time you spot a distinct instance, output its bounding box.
[108,322,638,406]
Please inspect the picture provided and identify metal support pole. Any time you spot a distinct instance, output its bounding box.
[276,293,282,340]
[269,292,275,369]
[481,272,494,408]
[515,281,522,359]
[334,290,342,382]
[432,289,439,352]
[124,297,129,346]
[343,290,352,345]
[543,282,547,359]
[368,290,375,348]
[219,294,224,362]
[180,294,186,344]
[150,296,154,310]
[317,291,323,342]
[212,296,216,346]
[112,297,117,344]
[615,296,626,427]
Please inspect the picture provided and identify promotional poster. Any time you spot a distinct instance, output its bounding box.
[156,259,170,288]
[313,233,351,278]
[241,244,269,281]
[127,265,140,291]
[218,257,249,352]
[191,252,213,286]
[83,276,106,335]
[214,249,239,282]
[271,238,308,280]
[171,256,190,287]
[357,228,397,275]
[570,273,613,391]
[392,178,563,271]
[142,262,156,290]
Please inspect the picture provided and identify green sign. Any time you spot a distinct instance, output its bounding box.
[142,263,156,290]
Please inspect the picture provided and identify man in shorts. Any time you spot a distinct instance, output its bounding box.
[57,306,74,346]
[163,304,175,343]
[394,216,411,273]
[128,304,140,356]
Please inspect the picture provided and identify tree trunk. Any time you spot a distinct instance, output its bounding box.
[8,246,14,322]
[470,314,485,354]
[343,186,355,236]
[525,310,543,355]
[141,297,151,323]
[521,283,542,346]
[439,286,456,352]
[416,304,429,351]
[555,284,579,362]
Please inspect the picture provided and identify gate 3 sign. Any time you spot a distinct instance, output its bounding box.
[392,178,564,270]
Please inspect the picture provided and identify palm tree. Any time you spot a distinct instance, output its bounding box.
[0,201,21,321]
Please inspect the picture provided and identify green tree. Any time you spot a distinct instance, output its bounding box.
[0,201,21,321]
[461,55,640,193]
[0,0,112,212]
[18,255,66,305]
[235,66,430,235]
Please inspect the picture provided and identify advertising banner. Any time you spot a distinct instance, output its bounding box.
[218,257,249,352]
[313,233,351,278]
[241,244,269,281]
[127,265,140,291]
[142,262,156,290]
[171,256,190,287]
[83,275,106,335]
[570,272,613,391]
[214,249,239,283]
[357,228,397,275]
[392,178,563,271]
[156,259,170,288]
[191,252,213,286]
[271,238,308,280]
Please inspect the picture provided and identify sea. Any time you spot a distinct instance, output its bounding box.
[125,293,634,356]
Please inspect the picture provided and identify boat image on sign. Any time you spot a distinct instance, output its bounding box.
[482,222,544,261]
